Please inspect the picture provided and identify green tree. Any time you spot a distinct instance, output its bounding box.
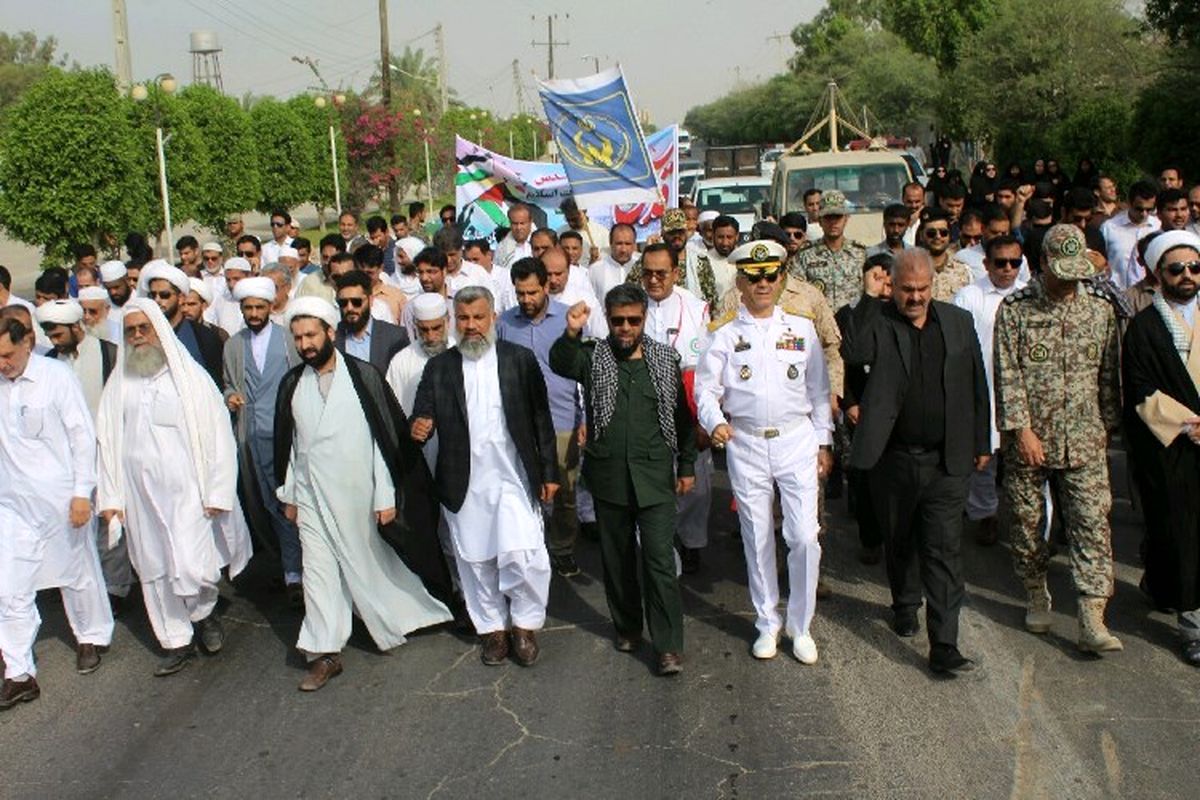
[177,84,261,233]
[286,95,348,221]
[1137,0,1200,182]
[0,31,68,111]
[947,0,1147,160]
[127,83,210,236]
[250,98,319,214]
[0,68,142,264]
[364,46,455,111]
[883,0,997,70]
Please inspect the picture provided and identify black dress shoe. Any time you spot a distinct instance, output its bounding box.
[892,611,920,638]
[929,645,977,676]
[0,677,40,709]
[154,646,197,677]
[76,643,102,675]
[1183,640,1200,667]
[679,546,700,575]
[551,554,581,578]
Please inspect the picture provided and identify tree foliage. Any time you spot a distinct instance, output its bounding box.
[127,83,209,235]
[250,99,319,214]
[0,69,142,263]
[0,31,68,112]
[177,84,261,233]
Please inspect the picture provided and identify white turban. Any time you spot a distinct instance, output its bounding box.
[78,286,111,305]
[99,260,128,283]
[139,260,189,296]
[233,276,276,303]
[223,256,252,274]
[279,245,300,260]
[697,210,719,224]
[200,241,223,254]
[34,299,83,326]
[1144,230,1200,272]
[188,277,213,305]
[411,292,448,321]
[398,236,426,262]
[285,296,339,330]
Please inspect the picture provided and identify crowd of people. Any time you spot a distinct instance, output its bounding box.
[1,157,1198,707]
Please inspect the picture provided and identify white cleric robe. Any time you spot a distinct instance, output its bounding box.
[278,354,450,654]
[57,334,108,419]
[385,344,439,472]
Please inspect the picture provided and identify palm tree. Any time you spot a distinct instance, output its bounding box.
[362,46,457,110]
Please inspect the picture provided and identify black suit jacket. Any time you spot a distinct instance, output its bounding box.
[841,298,989,475]
[178,317,225,390]
[336,318,409,374]
[412,340,559,513]
[835,297,869,409]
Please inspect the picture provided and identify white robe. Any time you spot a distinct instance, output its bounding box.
[278,356,450,653]
[442,346,545,563]
[385,344,439,471]
[58,335,107,419]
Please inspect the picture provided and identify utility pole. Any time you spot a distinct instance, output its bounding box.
[766,31,790,72]
[435,23,448,113]
[378,0,397,211]
[531,14,569,80]
[112,0,132,93]
[512,59,525,116]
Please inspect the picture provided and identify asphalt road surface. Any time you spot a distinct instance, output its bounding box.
[2,453,1197,799]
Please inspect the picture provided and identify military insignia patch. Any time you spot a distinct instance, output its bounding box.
[739,365,752,380]
[1029,343,1049,362]
[787,364,799,380]
[751,243,769,262]
[1086,342,1099,360]
[734,336,751,352]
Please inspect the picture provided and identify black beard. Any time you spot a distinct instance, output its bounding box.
[301,338,336,369]
[607,333,641,359]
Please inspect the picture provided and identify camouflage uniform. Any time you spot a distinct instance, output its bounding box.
[792,239,867,314]
[993,278,1121,597]
[932,257,973,302]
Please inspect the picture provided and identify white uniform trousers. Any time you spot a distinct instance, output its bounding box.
[455,548,551,634]
[140,578,219,650]
[677,449,713,548]
[725,420,821,638]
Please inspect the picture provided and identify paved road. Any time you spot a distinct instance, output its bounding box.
[2,457,1197,799]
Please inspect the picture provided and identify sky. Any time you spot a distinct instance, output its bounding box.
[7,0,824,125]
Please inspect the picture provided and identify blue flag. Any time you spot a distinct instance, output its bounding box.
[538,66,659,210]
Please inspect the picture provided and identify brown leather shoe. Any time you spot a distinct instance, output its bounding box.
[76,643,101,675]
[657,652,683,676]
[480,631,509,666]
[298,654,343,692]
[614,634,641,653]
[0,677,40,709]
[510,627,540,667]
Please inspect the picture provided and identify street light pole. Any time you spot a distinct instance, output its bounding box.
[315,93,346,217]
[415,108,435,215]
[131,74,177,250]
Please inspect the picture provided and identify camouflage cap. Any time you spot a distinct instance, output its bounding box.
[662,208,688,232]
[819,189,849,217]
[1042,223,1093,280]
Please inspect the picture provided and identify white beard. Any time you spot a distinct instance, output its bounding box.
[125,343,167,377]
[458,328,496,360]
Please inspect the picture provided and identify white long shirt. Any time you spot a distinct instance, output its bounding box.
[1101,210,1161,290]
[645,287,710,369]
[956,243,1031,284]
[589,253,639,301]
[953,274,1027,450]
[551,282,608,338]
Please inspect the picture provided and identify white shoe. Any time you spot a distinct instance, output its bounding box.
[792,633,818,665]
[751,631,779,659]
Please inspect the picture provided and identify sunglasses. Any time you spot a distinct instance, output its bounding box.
[608,315,643,327]
[641,269,673,282]
[238,250,256,257]
[1164,260,1200,277]
[923,228,950,239]
[336,296,367,308]
[149,290,176,300]
[124,323,153,338]
[203,254,221,261]
[271,220,286,227]
[785,230,805,239]
[739,270,781,284]
[960,234,983,244]
[991,257,1022,270]
[441,216,455,223]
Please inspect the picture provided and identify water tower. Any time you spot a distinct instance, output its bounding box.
[190,30,224,92]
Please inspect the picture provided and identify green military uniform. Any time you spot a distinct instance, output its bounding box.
[994,277,1121,597]
[932,257,973,302]
[549,331,697,655]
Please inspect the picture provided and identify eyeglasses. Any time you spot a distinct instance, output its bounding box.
[990,257,1022,270]
[203,254,221,261]
[149,290,176,300]
[923,228,950,239]
[784,230,805,239]
[959,233,983,245]
[270,220,286,227]
[123,323,153,338]
[608,315,643,327]
[641,269,673,282]
[739,270,781,284]
[1164,260,1200,277]
[1131,204,1156,214]
[336,296,367,308]
[238,249,256,257]
[441,216,455,224]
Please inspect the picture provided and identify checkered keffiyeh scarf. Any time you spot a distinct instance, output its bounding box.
[590,335,680,451]
[1152,292,1192,364]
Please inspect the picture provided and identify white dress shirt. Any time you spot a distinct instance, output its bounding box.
[953,274,1027,449]
[1101,210,1161,290]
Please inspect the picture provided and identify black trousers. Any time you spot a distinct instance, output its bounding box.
[868,447,969,648]
[848,469,882,548]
